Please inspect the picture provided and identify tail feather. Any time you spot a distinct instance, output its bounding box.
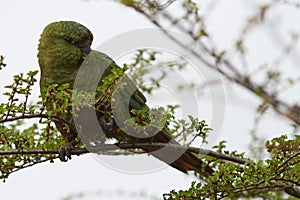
[141,129,213,178]
[106,120,213,177]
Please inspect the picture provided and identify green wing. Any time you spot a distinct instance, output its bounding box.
[78,50,149,116]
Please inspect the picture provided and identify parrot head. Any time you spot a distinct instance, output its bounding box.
[38,21,93,89]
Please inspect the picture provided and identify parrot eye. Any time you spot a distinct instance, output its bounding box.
[64,37,75,44]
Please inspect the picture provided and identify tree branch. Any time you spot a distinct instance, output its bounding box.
[0,142,248,164]
[124,3,300,126]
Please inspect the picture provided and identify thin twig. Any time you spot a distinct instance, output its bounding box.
[130,3,300,126]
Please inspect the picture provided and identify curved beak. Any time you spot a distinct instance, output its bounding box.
[81,45,91,58]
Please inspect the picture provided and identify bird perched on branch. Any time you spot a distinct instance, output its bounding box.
[38,21,213,177]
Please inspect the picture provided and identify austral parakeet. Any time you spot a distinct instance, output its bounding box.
[38,21,213,177]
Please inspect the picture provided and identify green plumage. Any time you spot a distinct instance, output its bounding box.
[38,21,213,177]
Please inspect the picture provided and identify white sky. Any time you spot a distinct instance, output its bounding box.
[1,0,299,199]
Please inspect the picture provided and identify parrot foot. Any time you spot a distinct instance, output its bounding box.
[99,116,113,132]
[58,139,79,162]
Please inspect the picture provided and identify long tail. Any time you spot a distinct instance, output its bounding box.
[141,128,214,178]
[105,119,213,177]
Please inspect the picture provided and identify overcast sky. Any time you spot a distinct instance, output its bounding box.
[1,0,299,199]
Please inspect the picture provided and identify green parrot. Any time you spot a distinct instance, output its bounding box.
[38,21,213,177]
